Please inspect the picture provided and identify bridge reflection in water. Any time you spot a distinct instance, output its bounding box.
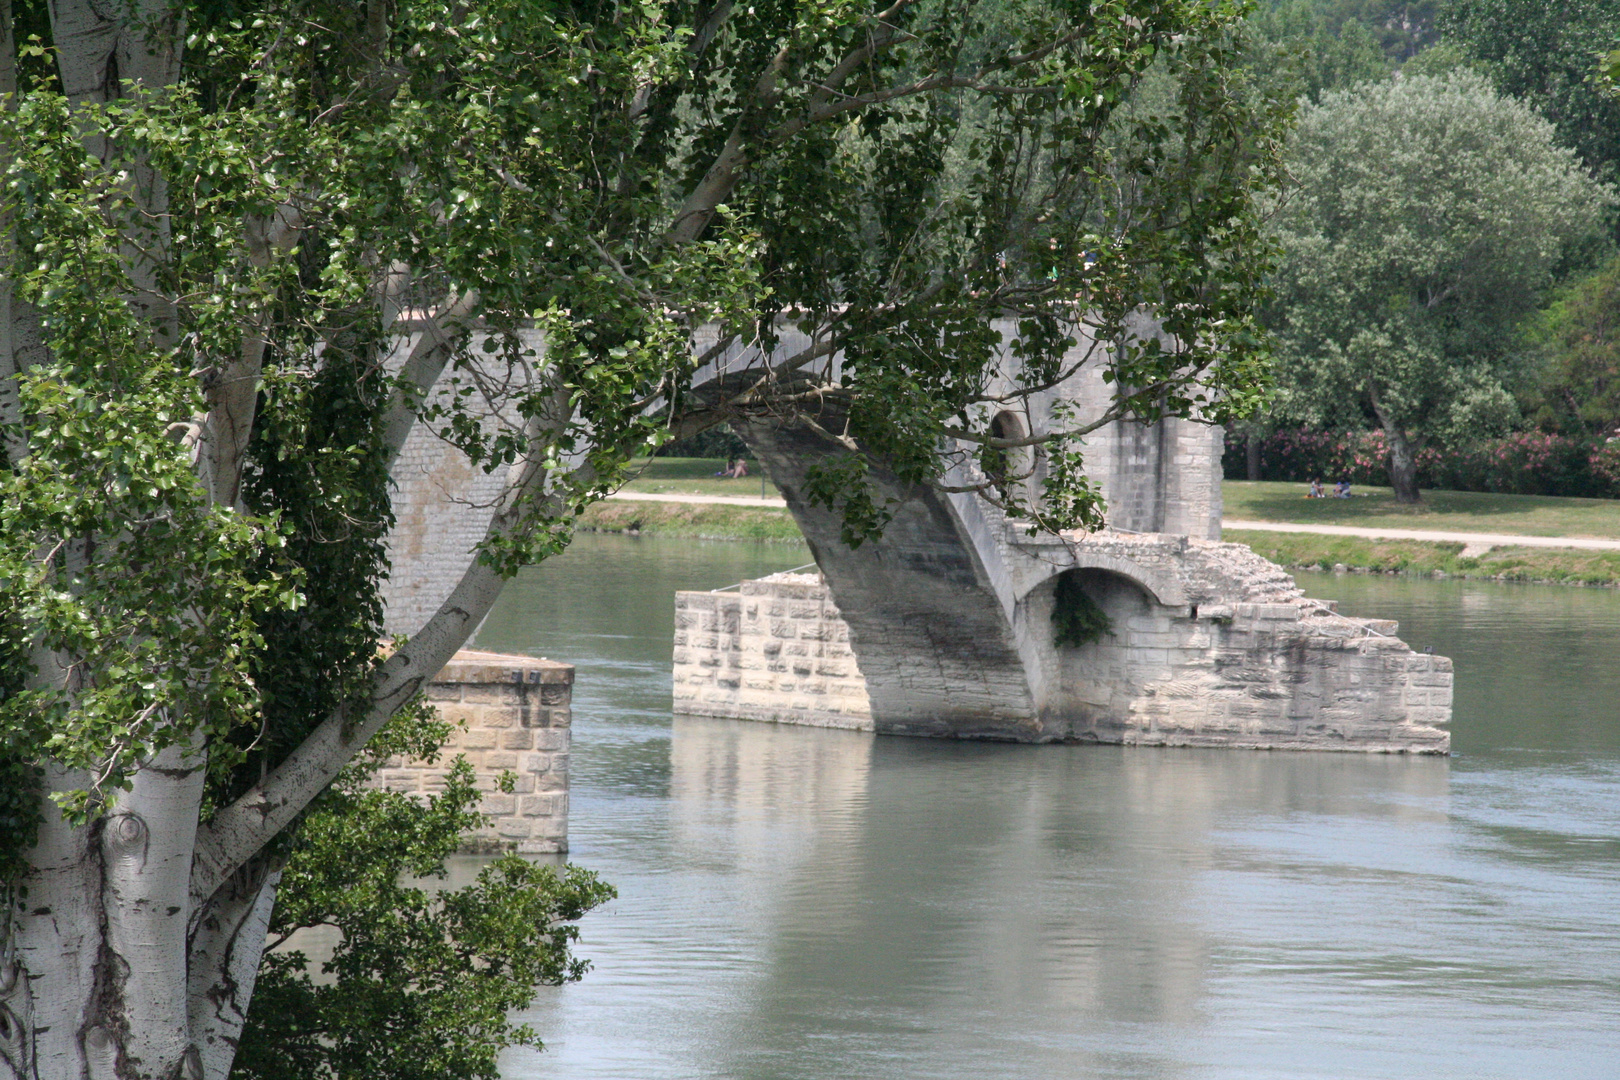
[661,715,1450,1069]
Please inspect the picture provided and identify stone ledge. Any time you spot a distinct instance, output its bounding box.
[433,649,574,685]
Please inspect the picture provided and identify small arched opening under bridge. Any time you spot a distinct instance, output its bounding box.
[983,410,1041,516]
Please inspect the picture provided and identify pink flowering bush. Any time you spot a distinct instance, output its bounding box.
[1225,428,1620,498]
[1591,439,1620,493]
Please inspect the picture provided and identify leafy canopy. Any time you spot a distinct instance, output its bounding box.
[2,0,1290,867]
[1442,0,1620,178]
[1266,71,1611,452]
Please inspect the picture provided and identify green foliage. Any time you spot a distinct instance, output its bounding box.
[234,754,615,1080]
[1276,0,1442,63]
[1051,571,1114,648]
[790,4,1292,540]
[1442,0,1620,177]
[1266,72,1611,460]
[0,89,301,832]
[3,0,1293,1063]
[653,424,751,461]
[1525,254,1620,439]
[229,321,396,810]
[1244,0,1394,101]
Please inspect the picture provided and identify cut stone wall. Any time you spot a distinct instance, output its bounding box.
[379,331,528,637]
[673,574,873,730]
[370,649,572,853]
[380,318,1225,636]
[1023,554,1453,753]
[673,539,1451,753]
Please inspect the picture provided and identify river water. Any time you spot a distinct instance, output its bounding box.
[472,534,1620,1079]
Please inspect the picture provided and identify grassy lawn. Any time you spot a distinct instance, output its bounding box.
[1226,529,1620,587]
[616,456,782,499]
[576,497,799,541]
[588,462,1620,582]
[1222,480,1620,540]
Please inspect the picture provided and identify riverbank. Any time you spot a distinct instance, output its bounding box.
[576,498,801,542]
[1223,529,1620,588]
[585,463,1620,585]
[1223,480,1620,539]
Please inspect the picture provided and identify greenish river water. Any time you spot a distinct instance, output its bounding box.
[472,534,1620,1080]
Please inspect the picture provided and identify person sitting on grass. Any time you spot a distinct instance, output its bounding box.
[1334,479,1351,498]
[729,458,749,479]
[1308,478,1324,498]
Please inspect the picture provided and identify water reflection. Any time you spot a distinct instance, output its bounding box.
[478,539,1620,1079]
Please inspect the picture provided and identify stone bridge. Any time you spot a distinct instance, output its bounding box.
[381,321,1452,754]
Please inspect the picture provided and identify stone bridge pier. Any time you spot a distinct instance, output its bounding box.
[373,318,1451,753]
[677,399,1451,752]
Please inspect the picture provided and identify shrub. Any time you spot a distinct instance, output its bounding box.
[1224,428,1620,498]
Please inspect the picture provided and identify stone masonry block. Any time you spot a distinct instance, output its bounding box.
[480,793,516,816]
[520,794,561,817]
[462,684,524,705]
[478,706,520,729]
[458,729,497,750]
[376,770,421,793]
[1409,670,1453,688]
[433,703,483,727]
[495,818,532,840]
[531,729,569,751]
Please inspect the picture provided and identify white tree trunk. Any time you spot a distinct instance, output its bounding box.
[2,3,592,1076]
[8,767,111,1080]
[186,866,280,1080]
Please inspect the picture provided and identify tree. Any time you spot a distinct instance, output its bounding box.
[1525,253,1620,440]
[1266,71,1610,502]
[0,0,1287,1076]
[1242,0,1403,105]
[1442,0,1620,178]
[232,723,614,1080]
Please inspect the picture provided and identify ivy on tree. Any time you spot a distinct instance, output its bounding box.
[0,0,1289,1075]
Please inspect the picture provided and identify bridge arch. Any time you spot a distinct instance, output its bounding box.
[1017,550,1187,610]
[985,410,1040,510]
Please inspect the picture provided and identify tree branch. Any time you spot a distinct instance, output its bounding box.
[190,401,593,906]
[378,289,481,471]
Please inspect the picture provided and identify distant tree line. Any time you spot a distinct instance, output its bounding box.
[1234,0,1620,501]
